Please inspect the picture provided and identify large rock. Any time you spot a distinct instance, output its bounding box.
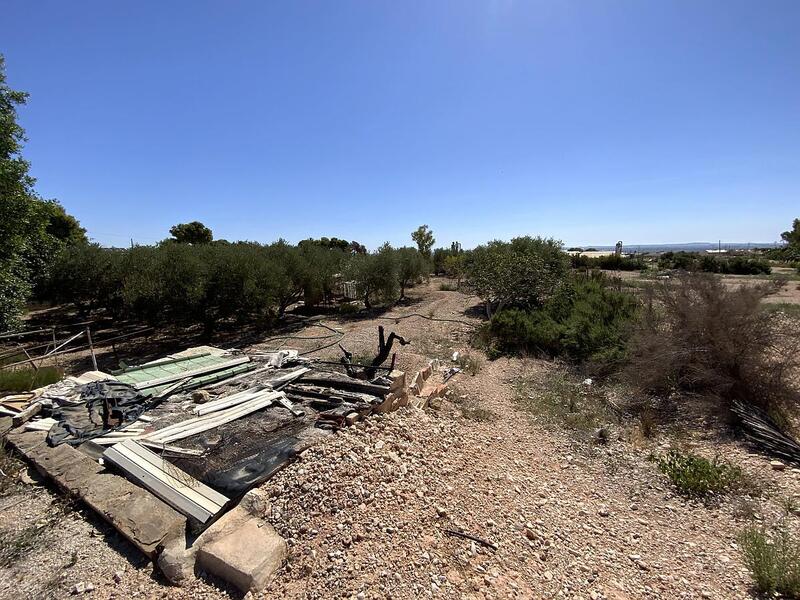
[197,515,287,593]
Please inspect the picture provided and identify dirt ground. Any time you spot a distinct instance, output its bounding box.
[1,281,799,599]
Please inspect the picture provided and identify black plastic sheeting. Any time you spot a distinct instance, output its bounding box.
[169,414,315,497]
[47,381,148,446]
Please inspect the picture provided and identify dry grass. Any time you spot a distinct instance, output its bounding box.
[513,369,617,435]
[739,523,800,597]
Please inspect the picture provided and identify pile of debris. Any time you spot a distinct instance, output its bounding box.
[0,327,422,593]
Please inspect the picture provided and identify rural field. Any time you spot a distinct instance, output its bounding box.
[1,275,800,600]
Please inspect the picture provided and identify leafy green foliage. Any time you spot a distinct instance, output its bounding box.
[169,221,213,244]
[395,247,425,299]
[570,253,645,271]
[0,366,63,392]
[0,55,84,330]
[488,273,638,364]
[346,243,399,309]
[467,236,569,317]
[655,450,744,498]
[781,218,800,248]
[739,525,800,597]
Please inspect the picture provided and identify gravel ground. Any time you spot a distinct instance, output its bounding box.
[1,281,799,599]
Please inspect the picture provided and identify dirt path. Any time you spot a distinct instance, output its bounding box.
[1,282,798,599]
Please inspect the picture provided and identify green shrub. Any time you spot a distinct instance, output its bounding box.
[338,302,360,316]
[570,254,645,271]
[658,252,771,275]
[655,450,743,498]
[488,273,637,363]
[739,525,800,597]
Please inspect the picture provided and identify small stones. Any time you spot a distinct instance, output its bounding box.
[70,582,85,595]
[770,460,786,471]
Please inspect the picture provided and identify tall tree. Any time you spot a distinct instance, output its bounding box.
[411,225,435,258]
[781,218,800,248]
[169,221,213,244]
[0,56,86,329]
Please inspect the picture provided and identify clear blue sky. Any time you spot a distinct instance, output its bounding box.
[4,1,799,249]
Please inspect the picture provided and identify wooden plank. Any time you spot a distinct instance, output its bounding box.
[132,357,251,390]
[297,372,389,396]
[145,392,284,443]
[265,367,312,389]
[24,417,57,431]
[192,387,275,416]
[103,441,228,523]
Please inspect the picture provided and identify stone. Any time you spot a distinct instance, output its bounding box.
[157,538,194,586]
[770,460,786,471]
[191,390,211,404]
[420,364,433,381]
[71,582,85,594]
[388,370,406,392]
[197,519,287,593]
[409,372,424,396]
[113,571,124,584]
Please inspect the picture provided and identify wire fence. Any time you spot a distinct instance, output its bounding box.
[0,325,153,373]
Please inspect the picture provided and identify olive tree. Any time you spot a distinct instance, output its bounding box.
[467,236,569,317]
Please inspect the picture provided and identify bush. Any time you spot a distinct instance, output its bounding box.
[627,274,800,415]
[488,273,638,364]
[570,254,645,271]
[658,252,771,275]
[655,450,743,498]
[739,525,800,597]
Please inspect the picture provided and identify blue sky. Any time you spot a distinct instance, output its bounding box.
[4,1,799,249]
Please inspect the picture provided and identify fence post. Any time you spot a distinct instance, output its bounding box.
[52,328,59,369]
[86,327,98,371]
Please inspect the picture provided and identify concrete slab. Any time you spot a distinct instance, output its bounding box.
[6,429,186,558]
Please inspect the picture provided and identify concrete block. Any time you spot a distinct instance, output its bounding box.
[197,517,287,593]
[388,370,406,392]
[409,372,424,395]
[419,364,432,381]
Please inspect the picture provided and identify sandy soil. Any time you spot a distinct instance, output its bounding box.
[1,281,799,599]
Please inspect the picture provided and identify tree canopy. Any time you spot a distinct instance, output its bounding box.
[411,225,435,258]
[169,221,213,244]
[781,218,800,248]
